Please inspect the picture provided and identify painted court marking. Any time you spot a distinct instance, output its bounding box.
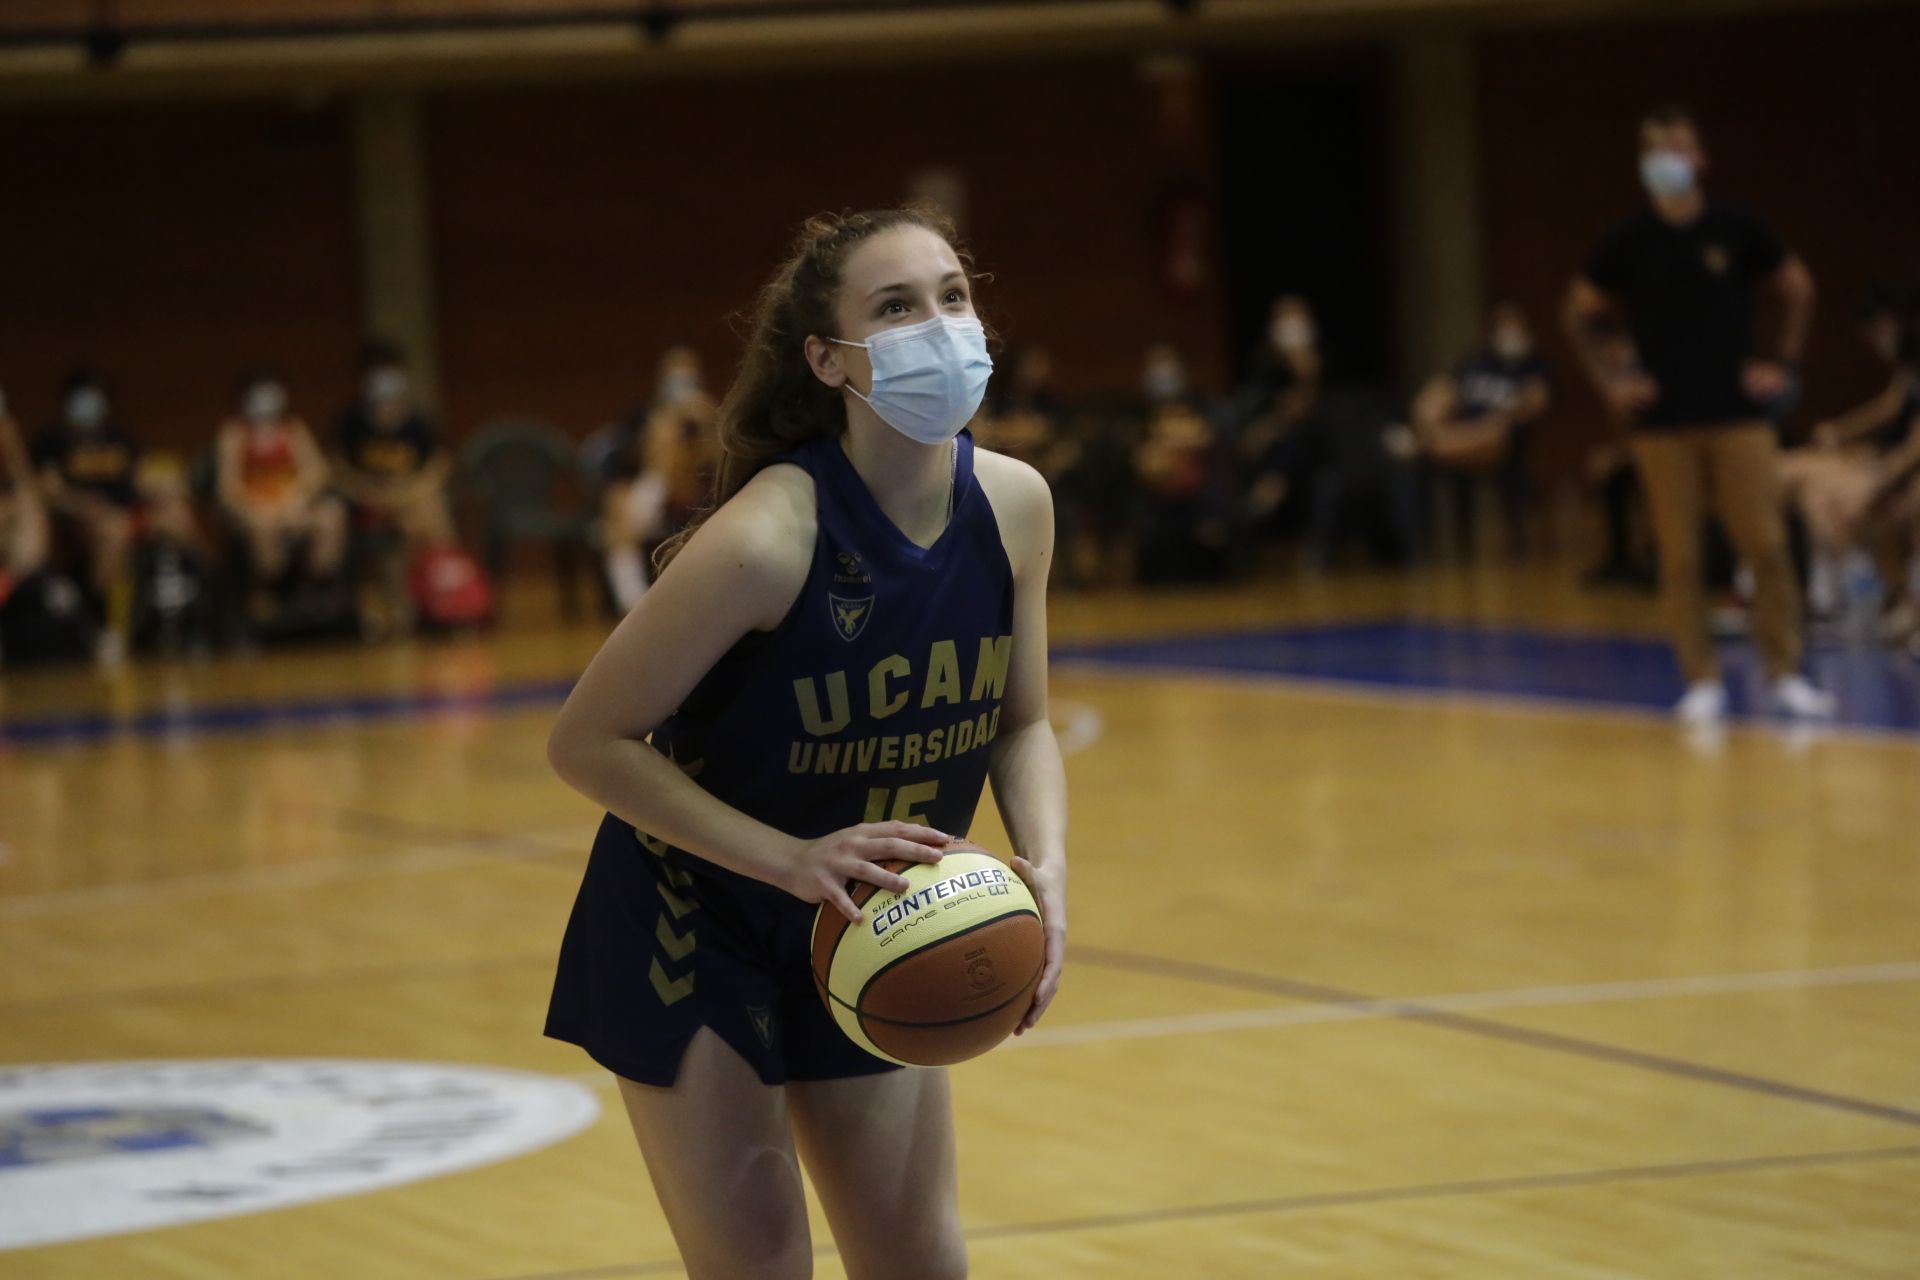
[482,1143,1920,1280]
[1056,656,1920,749]
[0,702,1101,924]
[559,955,1920,1093]
[1008,959,1920,1050]
[0,824,598,923]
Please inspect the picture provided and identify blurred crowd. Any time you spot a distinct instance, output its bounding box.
[974,294,1554,590]
[0,342,484,668]
[3,261,1916,676]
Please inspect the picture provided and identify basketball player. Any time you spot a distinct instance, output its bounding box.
[215,372,347,588]
[1564,105,1833,723]
[545,207,1069,1280]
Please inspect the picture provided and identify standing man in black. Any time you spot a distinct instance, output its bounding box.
[1564,106,1833,725]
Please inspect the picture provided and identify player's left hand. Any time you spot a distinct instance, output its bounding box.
[1009,854,1066,1035]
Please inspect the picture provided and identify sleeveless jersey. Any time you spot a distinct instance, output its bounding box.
[238,419,302,502]
[636,429,1016,891]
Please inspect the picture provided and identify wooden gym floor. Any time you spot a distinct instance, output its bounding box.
[2,566,1917,1277]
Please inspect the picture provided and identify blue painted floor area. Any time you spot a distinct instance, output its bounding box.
[1057,621,1920,735]
[6,622,1919,746]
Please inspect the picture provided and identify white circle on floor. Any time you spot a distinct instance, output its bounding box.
[0,1059,600,1251]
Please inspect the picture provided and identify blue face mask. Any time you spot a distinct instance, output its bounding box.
[1640,150,1696,200]
[831,314,993,445]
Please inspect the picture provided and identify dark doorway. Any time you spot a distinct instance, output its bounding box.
[1213,59,1392,392]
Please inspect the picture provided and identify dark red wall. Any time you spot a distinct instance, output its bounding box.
[1477,4,1920,471]
[4,6,1915,468]
[422,59,1225,440]
[0,102,361,455]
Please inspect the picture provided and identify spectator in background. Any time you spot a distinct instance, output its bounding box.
[216,371,347,605]
[1581,329,1657,589]
[333,343,453,546]
[1782,291,1920,639]
[598,346,718,613]
[1301,385,1422,571]
[644,350,720,546]
[1235,294,1324,528]
[1413,302,1551,559]
[1564,104,1829,723]
[31,369,141,663]
[977,347,1073,476]
[0,389,50,596]
[976,347,1083,583]
[333,342,453,635]
[1812,279,1916,456]
[1133,344,1229,584]
[130,451,217,655]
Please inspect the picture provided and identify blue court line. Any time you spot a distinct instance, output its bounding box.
[1075,946,1920,1132]
[0,677,578,748]
[1055,619,1920,735]
[5,619,1918,746]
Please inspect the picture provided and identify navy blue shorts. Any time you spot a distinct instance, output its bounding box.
[545,813,900,1088]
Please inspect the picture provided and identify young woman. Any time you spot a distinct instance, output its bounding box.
[215,372,348,588]
[30,371,148,663]
[544,207,1069,1280]
[600,346,720,613]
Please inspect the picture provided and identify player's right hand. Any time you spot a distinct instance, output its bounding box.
[786,821,949,923]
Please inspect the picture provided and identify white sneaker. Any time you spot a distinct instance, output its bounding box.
[1674,680,1727,725]
[1772,675,1836,719]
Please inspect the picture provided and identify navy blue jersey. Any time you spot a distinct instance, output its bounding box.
[643,428,1015,888]
[1452,351,1549,421]
[547,429,1019,1085]
[32,426,141,508]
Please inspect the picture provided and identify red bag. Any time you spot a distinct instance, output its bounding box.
[408,546,494,627]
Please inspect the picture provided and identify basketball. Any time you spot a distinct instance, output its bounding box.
[811,842,1045,1067]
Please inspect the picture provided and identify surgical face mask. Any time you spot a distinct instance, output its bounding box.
[244,382,288,425]
[365,366,409,407]
[830,314,993,446]
[1492,328,1531,362]
[1144,363,1186,401]
[1273,315,1315,354]
[1640,150,1696,200]
[65,386,109,431]
[658,369,701,405]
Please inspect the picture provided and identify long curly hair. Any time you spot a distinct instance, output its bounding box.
[654,204,977,571]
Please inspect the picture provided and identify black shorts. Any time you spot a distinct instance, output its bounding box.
[545,813,900,1088]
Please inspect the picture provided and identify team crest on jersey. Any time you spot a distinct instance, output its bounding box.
[1702,243,1731,276]
[829,593,874,642]
[833,550,873,586]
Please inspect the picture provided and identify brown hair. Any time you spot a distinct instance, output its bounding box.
[654,204,975,571]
